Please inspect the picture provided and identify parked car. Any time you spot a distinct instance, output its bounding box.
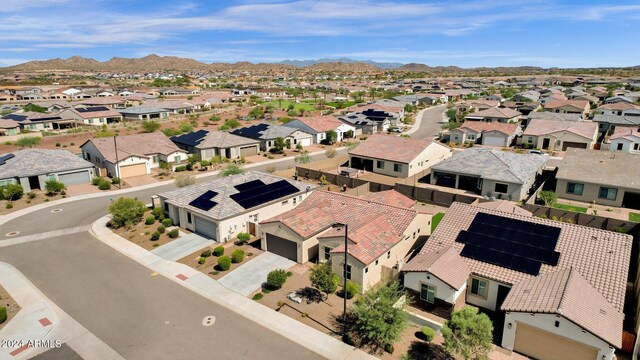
[388,127,403,133]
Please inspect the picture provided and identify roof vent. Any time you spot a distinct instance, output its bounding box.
[523,289,531,294]
[591,236,598,241]
[599,309,607,315]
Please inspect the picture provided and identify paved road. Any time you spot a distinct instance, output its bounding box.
[409,105,447,140]
[0,151,344,360]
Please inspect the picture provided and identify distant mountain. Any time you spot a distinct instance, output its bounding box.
[277,58,403,69]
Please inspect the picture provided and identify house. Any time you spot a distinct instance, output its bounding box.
[464,107,522,123]
[117,105,171,121]
[338,113,386,135]
[231,123,313,152]
[403,202,631,360]
[455,100,500,114]
[348,134,451,178]
[609,127,640,153]
[593,114,640,135]
[605,95,633,104]
[449,122,521,147]
[147,100,199,114]
[0,149,95,191]
[0,119,20,136]
[260,190,430,291]
[522,119,598,151]
[523,111,583,129]
[76,97,127,109]
[500,101,541,116]
[543,99,590,117]
[512,91,540,102]
[58,106,123,126]
[2,112,76,132]
[170,130,260,159]
[430,148,547,200]
[282,115,356,143]
[554,148,640,209]
[345,103,404,126]
[157,171,313,242]
[80,133,188,178]
[597,102,640,116]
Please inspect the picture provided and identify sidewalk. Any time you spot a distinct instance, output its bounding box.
[0,262,123,360]
[90,215,374,360]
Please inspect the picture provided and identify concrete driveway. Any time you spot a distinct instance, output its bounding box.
[151,233,212,261]
[219,252,296,296]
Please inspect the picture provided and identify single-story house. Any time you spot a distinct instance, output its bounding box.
[117,106,171,121]
[464,107,522,123]
[403,202,631,360]
[170,130,260,159]
[430,148,548,200]
[0,119,20,136]
[593,114,640,135]
[0,149,94,191]
[282,115,356,143]
[58,106,123,126]
[609,127,640,153]
[2,112,76,132]
[157,171,313,242]
[455,100,500,114]
[80,133,188,178]
[500,101,541,116]
[522,119,598,151]
[338,113,385,135]
[146,100,199,114]
[231,123,313,152]
[348,134,452,178]
[543,99,590,118]
[597,102,640,116]
[260,190,430,291]
[76,97,127,109]
[554,148,640,209]
[449,122,521,147]
[523,111,583,129]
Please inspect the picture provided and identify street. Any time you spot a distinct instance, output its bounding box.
[408,105,447,140]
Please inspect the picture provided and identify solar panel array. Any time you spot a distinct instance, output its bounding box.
[456,212,561,275]
[76,106,110,113]
[234,179,265,192]
[231,180,299,209]
[0,153,15,166]
[188,190,218,211]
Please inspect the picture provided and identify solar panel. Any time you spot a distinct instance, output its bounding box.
[0,153,15,166]
[188,190,218,211]
[460,244,542,275]
[234,179,265,192]
[230,180,299,209]
[76,106,109,113]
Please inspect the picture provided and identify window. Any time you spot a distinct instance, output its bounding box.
[387,251,391,259]
[0,179,14,187]
[526,137,533,143]
[599,187,618,200]
[376,160,384,169]
[494,183,508,193]
[375,259,379,266]
[470,278,488,298]
[48,175,56,181]
[293,197,297,205]
[174,156,180,164]
[364,267,368,274]
[617,143,623,151]
[393,163,403,172]
[281,200,289,205]
[187,212,192,224]
[634,143,639,151]
[566,182,584,196]
[420,284,436,304]
[153,155,159,163]
[324,246,331,260]
[344,264,352,280]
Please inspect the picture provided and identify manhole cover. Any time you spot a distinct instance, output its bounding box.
[202,315,216,327]
[5,231,19,237]
[50,209,63,213]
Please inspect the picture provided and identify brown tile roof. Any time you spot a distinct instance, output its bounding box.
[0,119,19,129]
[598,102,640,111]
[411,202,631,312]
[403,246,470,289]
[295,115,344,133]
[501,268,623,347]
[466,107,522,119]
[361,190,415,208]
[81,133,185,163]
[473,200,532,216]
[70,107,122,119]
[457,121,520,135]
[610,127,640,141]
[348,134,444,163]
[523,119,598,140]
[544,99,589,111]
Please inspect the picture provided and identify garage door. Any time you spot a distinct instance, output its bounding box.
[58,170,90,185]
[514,323,598,360]
[266,234,298,262]
[239,145,257,157]
[299,138,312,147]
[119,163,146,178]
[194,216,217,240]
[483,134,506,147]
[562,141,588,151]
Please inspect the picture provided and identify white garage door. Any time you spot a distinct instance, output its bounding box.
[58,170,90,185]
[194,216,217,240]
[299,137,312,147]
[483,134,506,147]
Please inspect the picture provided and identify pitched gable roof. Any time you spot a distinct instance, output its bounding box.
[349,134,445,163]
[466,107,522,119]
[291,115,344,133]
[403,246,470,289]
[524,119,597,140]
[81,133,185,163]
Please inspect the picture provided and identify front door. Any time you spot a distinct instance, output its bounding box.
[28,176,40,190]
[542,138,550,150]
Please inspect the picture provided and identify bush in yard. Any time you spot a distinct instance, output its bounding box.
[162,218,172,227]
[45,180,65,195]
[174,173,196,188]
[418,326,436,342]
[141,120,161,133]
[168,229,179,238]
[198,257,206,265]
[108,197,147,228]
[145,215,156,225]
[201,249,212,258]
[231,249,245,263]
[174,165,187,172]
[252,293,263,301]
[98,179,111,190]
[220,163,243,177]
[15,136,41,148]
[236,232,250,244]
[539,190,557,207]
[266,269,288,290]
[92,176,102,186]
[150,231,160,241]
[157,225,165,233]
[0,306,6,324]
[441,306,493,360]
[5,203,13,209]
[27,192,36,199]
[217,256,231,271]
[310,262,339,299]
[111,177,121,185]
[1,183,24,201]
[152,207,166,220]
[213,245,224,256]
[340,281,359,299]
[325,148,337,158]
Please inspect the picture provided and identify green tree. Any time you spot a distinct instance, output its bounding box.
[294,150,311,164]
[325,130,337,144]
[178,123,194,134]
[223,118,241,129]
[309,262,339,299]
[271,137,286,154]
[108,197,147,228]
[1,184,24,201]
[441,306,493,360]
[15,136,41,148]
[44,179,65,195]
[220,163,244,177]
[248,106,265,119]
[351,282,407,349]
[22,104,47,113]
[539,190,557,207]
[141,120,161,133]
[446,108,457,122]
[209,115,221,122]
[158,161,170,176]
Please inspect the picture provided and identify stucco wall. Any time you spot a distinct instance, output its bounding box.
[404,272,463,304]
[465,276,511,311]
[555,179,626,207]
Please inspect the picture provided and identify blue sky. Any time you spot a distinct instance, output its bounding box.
[1,0,639,68]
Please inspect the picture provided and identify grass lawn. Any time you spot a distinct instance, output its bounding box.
[326,101,356,109]
[431,212,445,232]
[630,212,640,222]
[553,203,588,213]
[263,100,315,112]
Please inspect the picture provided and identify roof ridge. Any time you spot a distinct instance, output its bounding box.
[320,190,416,213]
[555,267,574,315]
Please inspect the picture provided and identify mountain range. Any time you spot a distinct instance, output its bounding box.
[276,58,403,69]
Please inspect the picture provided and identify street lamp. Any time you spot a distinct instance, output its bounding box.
[332,222,349,342]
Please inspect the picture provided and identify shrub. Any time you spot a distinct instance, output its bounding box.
[111,177,121,185]
[145,215,156,225]
[2,183,24,201]
[220,163,243,177]
[384,344,394,354]
[198,257,206,265]
[217,256,231,271]
[141,120,161,133]
[108,198,148,228]
[231,249,245,263]
[286,271,293,277]
[325,148,337,158]
[0,306,6,324]
[97,179,111,190]
[178,123,194,133]
[201,249,212,258]
[237,232,250,243]
[45,180,66,195]
[421,326,435,342]
[174,165,187,172]
[6,203,13,209]
[152,207,166,220]
[162,218,172,227]
[175,173,196,187]
[252,293,263,301]
[55,142,61,147]
[150,231,161,241]
[266,269,288,290]
[340,281,359,299]
[92,176,102,185]
[15,136,41,148]
[157,225,166,233]
[168,229,179,238]
[213,245,224,256]
[27,192,36,199]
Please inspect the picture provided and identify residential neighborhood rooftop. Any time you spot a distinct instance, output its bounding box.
[555,148,640,189]
[348,134,443,164]
[0,148,93,179]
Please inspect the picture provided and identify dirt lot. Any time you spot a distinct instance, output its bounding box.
[0,285,21,331]
[177,238,263,280]
[111,210,179,251]
[0,190,66,216]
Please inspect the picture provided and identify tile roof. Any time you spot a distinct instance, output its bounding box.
[466,107,522,119]
[81,133,185,163]
[593,114,640,126]
[526,112,583,122]
[598,102,640,111]
[457,121,520,135]
[70,106,122,119]
[403,246,470,289]
[473,200,532,216]
[555,148,640,190]
[412,202,631,312]
[348,134,445,164]
[117,105,169,115]
[610,127,640,141]
[430,148,547,184]
[501,268,623,347]
[0,119,19,129]
[523,119,597,140]
[171,130,259,149]
[0,149,93,179]
[543,99,589,111]
[360,190,415,208]
[291,116,344,133]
